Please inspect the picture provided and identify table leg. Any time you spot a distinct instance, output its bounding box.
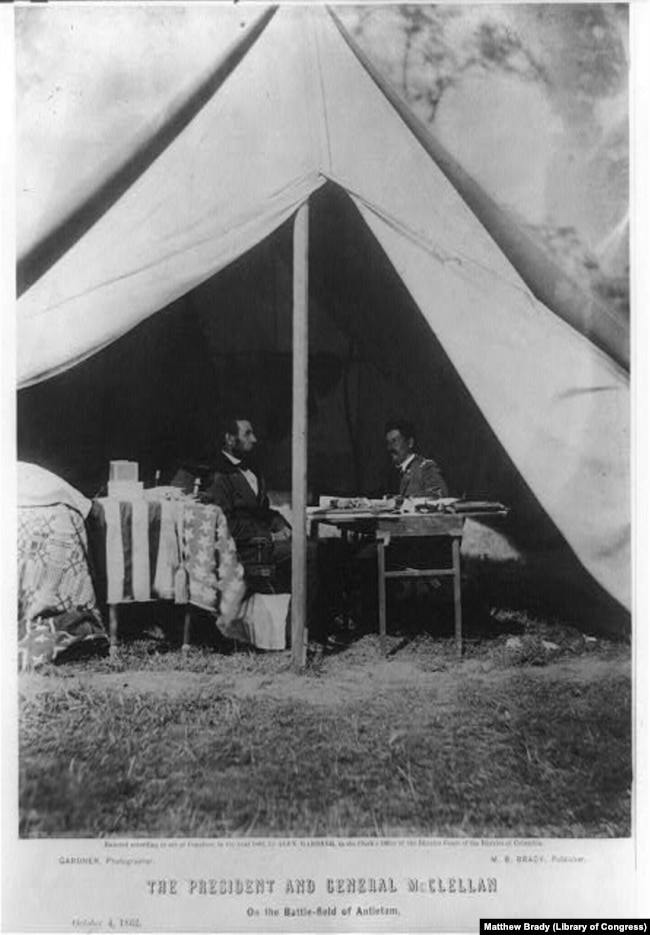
[452,537,462,657]
[182,606,192,652]
[108,604,119,656]
[377,537,387,656]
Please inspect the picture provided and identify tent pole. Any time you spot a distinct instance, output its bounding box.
[291,201,309,670]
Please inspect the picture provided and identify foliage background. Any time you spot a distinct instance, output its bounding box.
[337,4,629,318]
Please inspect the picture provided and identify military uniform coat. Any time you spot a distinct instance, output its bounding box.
[395,453,448,499]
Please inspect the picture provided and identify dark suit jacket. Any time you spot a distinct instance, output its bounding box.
[190,452,290,546]
[391,453,448,499]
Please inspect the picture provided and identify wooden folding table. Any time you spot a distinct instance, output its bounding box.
[310,510,466,656]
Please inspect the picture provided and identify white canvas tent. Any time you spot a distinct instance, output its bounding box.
[16,6,631,644]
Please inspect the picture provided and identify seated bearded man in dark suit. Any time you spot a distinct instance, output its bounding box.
[206,418,291,573]
[174,417,344,649]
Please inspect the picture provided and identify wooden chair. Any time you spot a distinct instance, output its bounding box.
[241,536,277,594]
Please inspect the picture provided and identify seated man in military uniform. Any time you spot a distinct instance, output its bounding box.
[385,419,448,500]
[352,419,450,634]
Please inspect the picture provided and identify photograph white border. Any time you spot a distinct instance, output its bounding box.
[2,2,648,931]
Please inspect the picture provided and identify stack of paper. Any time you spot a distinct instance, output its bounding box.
[108,461,143,500]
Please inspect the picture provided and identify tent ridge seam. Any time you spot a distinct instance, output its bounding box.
[306,8,333,174]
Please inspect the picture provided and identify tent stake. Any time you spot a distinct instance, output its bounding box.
[291,202,309,670]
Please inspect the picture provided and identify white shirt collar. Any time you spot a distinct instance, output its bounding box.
[223,449,258,495]
[398,453,416,473]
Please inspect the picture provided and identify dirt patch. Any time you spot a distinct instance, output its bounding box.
[18,643,630,708]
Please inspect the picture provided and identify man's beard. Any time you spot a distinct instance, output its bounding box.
[233,446,254,468]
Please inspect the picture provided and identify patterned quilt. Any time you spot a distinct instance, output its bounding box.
[19,497,287,660]
[17,504,107,669]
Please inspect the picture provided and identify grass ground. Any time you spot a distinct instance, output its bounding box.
[18,607,631,839]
